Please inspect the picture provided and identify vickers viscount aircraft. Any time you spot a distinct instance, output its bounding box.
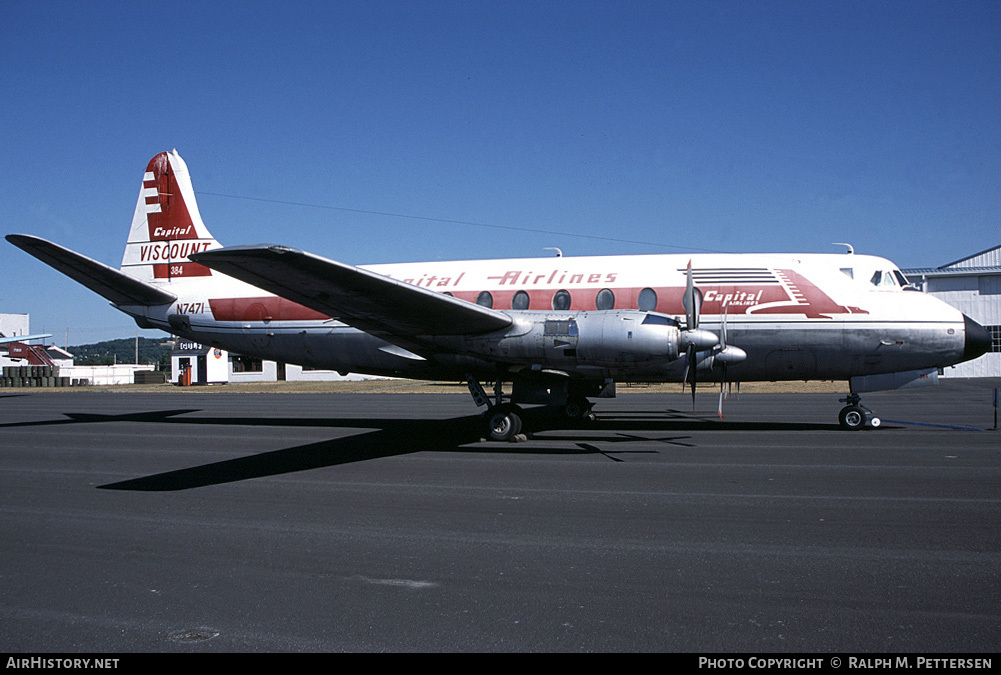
[7,151,991,439]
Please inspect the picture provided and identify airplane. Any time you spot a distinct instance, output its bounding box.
[6,150,992,439]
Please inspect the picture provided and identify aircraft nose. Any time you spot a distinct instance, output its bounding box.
[962,315,991,363]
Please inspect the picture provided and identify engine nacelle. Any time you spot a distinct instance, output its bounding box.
[461,310,685,367]
[692,344,748,373]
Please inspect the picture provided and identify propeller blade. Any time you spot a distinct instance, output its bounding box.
[682,260,700,331]
[682,261,701,409]
[718,305,728,419]
[685,343,696,408]
[718,362,726,419]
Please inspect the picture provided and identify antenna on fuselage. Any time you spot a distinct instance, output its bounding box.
[832,243,854,254]
[544,247,563,257]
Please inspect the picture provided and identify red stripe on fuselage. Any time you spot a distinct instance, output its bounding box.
[450,284,792,315]
[209,297,330,322]
[206,273,865,323]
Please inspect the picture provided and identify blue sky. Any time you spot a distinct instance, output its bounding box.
[2,1,999,345]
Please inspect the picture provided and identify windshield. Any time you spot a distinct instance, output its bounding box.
[869,269,902,288]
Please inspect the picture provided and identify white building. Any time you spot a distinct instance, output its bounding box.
[170,341,375,386]
[902,244,1001,378]
[2,313,156,386]
[0,313,30,339]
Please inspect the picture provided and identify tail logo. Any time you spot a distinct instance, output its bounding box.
[121,150,219,282]
[142,157,197,241]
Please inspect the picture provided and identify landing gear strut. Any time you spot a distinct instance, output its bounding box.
[838,393,881,430]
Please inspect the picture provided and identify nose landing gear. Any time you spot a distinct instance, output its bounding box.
[839,393,881,430]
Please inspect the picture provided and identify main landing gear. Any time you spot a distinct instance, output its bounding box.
[466,374,596,442]
[467,375,526,442]
[838,393,881,430]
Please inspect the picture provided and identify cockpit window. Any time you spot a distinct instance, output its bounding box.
[893,270,909,287]
[870,270,897,288]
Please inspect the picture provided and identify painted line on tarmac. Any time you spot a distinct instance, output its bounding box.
[881,419,983,431]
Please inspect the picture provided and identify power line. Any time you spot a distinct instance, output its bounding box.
[195,191,722,254]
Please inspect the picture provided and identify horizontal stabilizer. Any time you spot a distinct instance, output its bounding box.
[190,245,513,339]
[0,334,52,345]
[7,234,177,306]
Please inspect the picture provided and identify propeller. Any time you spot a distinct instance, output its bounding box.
[714,304,747,418]
[716,304,748,414]
[678,261,747,415]
[718,307,728,418]
[680,261,717,407]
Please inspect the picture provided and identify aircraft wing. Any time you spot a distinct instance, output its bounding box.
[6,234,177,306]
[190,244,513,339]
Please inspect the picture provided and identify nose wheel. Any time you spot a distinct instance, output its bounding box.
[839,394,881,430]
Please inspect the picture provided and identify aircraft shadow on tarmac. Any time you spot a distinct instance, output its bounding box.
[2,406,850,492]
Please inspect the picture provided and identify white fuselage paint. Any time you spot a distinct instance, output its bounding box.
[118,250,968,384]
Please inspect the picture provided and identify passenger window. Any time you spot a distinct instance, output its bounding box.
[552,289,572,311]
[638,287,657,311]
[512,290,530,310]
[595,288,615,310]
[476,291,493,308]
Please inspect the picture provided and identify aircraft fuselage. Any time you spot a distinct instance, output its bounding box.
[120,251,969,384]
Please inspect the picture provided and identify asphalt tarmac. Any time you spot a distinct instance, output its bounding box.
[1,380,998,653]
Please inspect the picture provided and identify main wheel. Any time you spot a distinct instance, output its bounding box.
[486,404,523,441]
[838,405,866,430]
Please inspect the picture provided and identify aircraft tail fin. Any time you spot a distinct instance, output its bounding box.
[120,150,220,283]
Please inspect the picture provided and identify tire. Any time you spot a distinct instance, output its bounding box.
[839,405,866,430]
[486,404,522,441]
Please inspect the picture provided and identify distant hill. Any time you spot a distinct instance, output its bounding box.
[68,337,171,370]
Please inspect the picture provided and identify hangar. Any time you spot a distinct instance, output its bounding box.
[902,244,1001,378]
